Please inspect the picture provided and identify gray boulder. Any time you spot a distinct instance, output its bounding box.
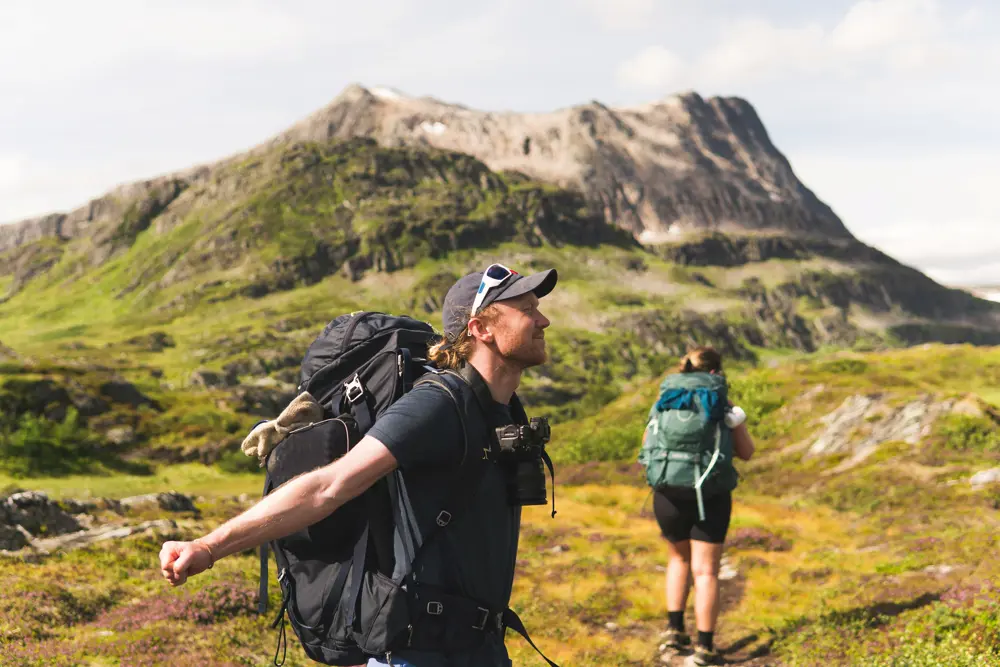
[0,491,83,537]
[970,467,1000,488]
[118,491,198,514]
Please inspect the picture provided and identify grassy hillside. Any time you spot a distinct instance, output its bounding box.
[2,344,999,666]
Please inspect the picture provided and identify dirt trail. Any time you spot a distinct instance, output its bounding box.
[650,561,779,666]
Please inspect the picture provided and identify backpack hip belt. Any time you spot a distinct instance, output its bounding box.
[385,583,557,666]
[396,583,506,652]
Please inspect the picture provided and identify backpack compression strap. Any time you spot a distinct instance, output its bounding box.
[503,608,561,667]
[693,422,723,522]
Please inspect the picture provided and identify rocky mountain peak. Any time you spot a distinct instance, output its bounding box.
[1,84,850,260]
[268,83,851,241]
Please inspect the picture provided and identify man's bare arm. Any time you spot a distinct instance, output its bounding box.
[159,434,397,585]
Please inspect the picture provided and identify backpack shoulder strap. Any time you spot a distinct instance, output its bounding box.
[393,371,488,583]
[456,364,495,423]
[508,392,529,426]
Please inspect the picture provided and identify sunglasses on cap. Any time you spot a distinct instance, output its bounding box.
[470,263,518,317]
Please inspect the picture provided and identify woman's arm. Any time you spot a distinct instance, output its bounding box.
[159,435,397,586]
[731,423,755,461]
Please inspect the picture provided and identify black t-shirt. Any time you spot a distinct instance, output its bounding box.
[368,382,513,470]
[366,380,520,667]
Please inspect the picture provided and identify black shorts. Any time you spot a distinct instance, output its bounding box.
[653,489,732,544]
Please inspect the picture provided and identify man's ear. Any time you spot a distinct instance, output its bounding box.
[467,317,494,344]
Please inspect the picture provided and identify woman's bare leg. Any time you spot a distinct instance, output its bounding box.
[691,540,724,632]
[666,538,692,613]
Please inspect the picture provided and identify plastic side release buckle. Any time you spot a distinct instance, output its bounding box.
[344,375,364,404]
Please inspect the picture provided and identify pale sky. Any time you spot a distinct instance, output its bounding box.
[1,0,997,286]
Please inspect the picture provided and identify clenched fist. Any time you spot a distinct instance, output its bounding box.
[159,540,215,586]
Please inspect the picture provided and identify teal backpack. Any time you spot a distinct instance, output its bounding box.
[638,372,738,520]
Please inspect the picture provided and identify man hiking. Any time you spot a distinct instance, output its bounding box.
[159,263,558,667]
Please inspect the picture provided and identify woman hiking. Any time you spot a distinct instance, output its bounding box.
[639,347,755,665]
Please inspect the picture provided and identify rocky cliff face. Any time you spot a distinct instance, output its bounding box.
[270,85,851,241]
[0,175,201,258]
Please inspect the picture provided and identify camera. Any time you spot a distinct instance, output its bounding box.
[495,417,552,507]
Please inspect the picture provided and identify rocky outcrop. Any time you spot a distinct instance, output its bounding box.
[0,377,106,421]
[29,519,177,555]
[0,178,195,254]
[739,263,1000,348]
[805,394,956,472]
[117,491,199,514]
[188,368,238,389]
[970,468,1000,488]
[0,490,196,555]
[99,379,159,409]
[0,492,84,550]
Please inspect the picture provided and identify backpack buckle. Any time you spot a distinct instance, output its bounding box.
[435,511,452,527]
[473,607,490,631]
[344,375,365,404]
[426,601,444,615]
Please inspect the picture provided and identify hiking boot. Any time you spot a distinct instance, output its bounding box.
[692,644,721,665]
[662,628,691,651]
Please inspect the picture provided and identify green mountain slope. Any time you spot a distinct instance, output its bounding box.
[1,136,999,472]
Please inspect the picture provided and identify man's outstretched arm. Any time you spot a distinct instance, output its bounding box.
[159,435,397,586]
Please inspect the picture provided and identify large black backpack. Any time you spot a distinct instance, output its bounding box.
[257,311,559,666]
[258,311,438,665]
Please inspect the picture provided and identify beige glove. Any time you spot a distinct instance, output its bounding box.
[240,391,325,466]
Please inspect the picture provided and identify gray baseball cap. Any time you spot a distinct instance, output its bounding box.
[442,266,557,339]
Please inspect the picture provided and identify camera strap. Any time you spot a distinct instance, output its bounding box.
[457,364,556,517]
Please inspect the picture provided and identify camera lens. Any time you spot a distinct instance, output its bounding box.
[509,459,547,506]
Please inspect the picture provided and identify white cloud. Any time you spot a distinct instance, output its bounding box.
[356,5,512,85]
[791,150,1000,285]
[924,260,1000,288]
[583,0,658,31]
[616,0,980,90]
[0,1,414,85]
[0,156,23,191]
[829,0,939,54]
[616,46,687,90]
[0,3,301,84]
[0,154,162,223]
[698,20,827,83]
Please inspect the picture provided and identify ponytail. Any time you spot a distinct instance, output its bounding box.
[677,346,723,374]
[426,304,502,370]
